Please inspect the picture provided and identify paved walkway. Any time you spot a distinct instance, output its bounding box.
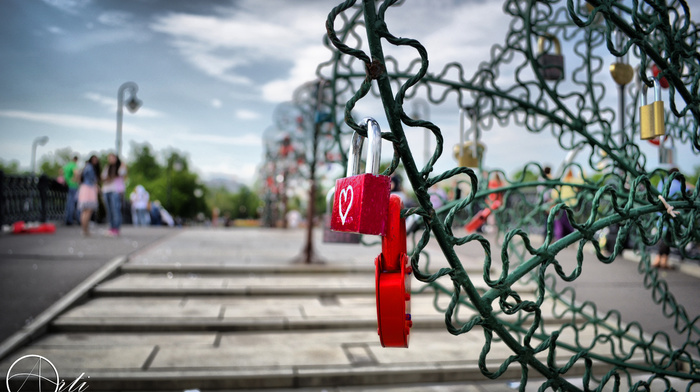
[0,225,173,342]
[0,227,697,391]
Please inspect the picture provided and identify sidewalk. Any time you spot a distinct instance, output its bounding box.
[0,224,174,342]
[0,227,697,391]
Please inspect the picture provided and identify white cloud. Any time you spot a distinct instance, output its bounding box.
[83,92,164,118]
[149,0,329,91]
[97,11,133,27]
[0,109,152,137]
[262,45,329,103]
[211,98,223,109]
[41,0,91,14]
[174,132,261,147]
[234,109,260,120]
[47,26,65,34]
[55,28,149,52]
[199,161,258,183]
[0,109,113,132]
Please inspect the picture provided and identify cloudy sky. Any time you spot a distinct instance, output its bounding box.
[1,0,697,185]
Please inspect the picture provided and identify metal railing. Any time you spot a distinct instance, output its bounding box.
[0,171,67,226]
[320,0,700,390]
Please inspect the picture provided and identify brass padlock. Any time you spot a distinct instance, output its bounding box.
[610,62,634,86]
[639,78,665,140]
[537,35,564,81]
[453,141,484,168]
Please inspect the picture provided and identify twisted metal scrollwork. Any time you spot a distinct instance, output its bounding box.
[319,0,700,390]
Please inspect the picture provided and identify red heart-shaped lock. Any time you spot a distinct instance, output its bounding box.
[375,194,412,348]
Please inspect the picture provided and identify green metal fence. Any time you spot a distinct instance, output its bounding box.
[318,0,700,390]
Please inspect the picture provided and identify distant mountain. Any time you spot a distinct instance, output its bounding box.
[205,176,243,192]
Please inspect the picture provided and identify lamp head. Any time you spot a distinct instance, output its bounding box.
[126,97,142,113]
[35,136,49,146]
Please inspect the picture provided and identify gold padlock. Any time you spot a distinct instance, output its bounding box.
[639,77,665,140]
[453,141,484,168]
[610,62,634,86]
[609,30,633,86]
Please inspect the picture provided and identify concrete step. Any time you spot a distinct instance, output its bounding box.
[90,271,537,297]
[1,328,647,391]
[52,294,563,333]
[120,263,376,274]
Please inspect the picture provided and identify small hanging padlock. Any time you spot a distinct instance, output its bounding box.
[537,34,565,81]
[610,62,634,86]
[609,30,634,86]
[375,194,412,348]
[330,118,391,236]
[659,137,676,167]
[453,107,485,168]
[323,187,361,244]
[453,141,484,168]
[639,77,666,140]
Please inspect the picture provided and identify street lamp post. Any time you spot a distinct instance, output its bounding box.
[411,98,430,167]
[116,82,142,157]
[31,136,49,175]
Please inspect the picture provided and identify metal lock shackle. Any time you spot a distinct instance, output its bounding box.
[325,187,336,215]
[347,117,382,177]
[640,77,662,107]
[537,34,561,55]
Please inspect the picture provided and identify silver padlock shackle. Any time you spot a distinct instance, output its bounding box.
[346,117,382,177]
[346,132,364,177]
[326,187,336,214]
[640,77,661,106]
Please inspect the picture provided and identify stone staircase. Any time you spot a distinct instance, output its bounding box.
[0,229,655,391]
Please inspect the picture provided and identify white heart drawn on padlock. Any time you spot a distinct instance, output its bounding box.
[338,185,353,224]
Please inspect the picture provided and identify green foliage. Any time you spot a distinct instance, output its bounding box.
[123,142,208,220]
[32,147,79,178]
[128,142,162,181]
[0,158,21,174]
[207,185,262,220]
[688,165,700,186]
[511,166,540,183]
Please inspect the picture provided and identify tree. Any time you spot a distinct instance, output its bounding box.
[124,142,207,221]
[38,147,78,178]
[206,185,262,222]
[232,186,262,219]
[0,159,20,174]
[128,142,161,182]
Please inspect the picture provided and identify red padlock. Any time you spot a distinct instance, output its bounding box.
[330,118,391,236]
[464,199,502,233]
[375,194,412,348]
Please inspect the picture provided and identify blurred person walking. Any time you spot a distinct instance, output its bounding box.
[551,168,582,241]
[102,153,127,236]
[652,167,689,269]
[63,155,79,225]
[77,155,101,236]
[130,185,150,226]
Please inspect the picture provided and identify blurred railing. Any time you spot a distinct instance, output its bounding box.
[0,171,67,226]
